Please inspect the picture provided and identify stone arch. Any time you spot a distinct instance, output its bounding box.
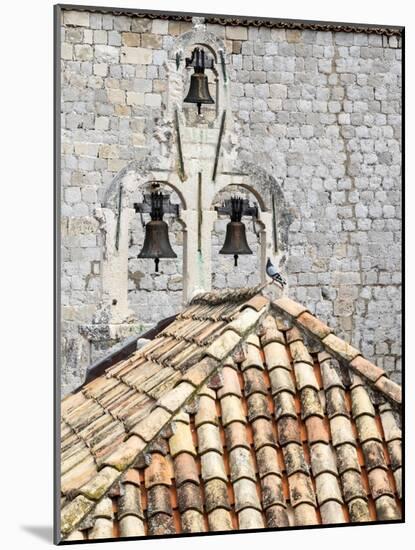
[231,159,293,260]
[127,181,186,325]
[171,26,227,65]
[102,160,187,211]
[210,183,266,288]
[210,181,269,213]
[207,161,292,286]
[165,19,231,124]
[95,160,190,327]
[181,40,220,65]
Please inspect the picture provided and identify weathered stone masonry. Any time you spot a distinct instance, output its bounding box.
[60,8,402,394]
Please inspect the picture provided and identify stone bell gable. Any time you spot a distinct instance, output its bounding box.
[59,7,402,393]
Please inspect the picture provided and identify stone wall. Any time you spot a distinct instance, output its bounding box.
[60,8,402,393]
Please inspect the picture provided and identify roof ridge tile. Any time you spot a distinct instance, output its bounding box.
[190,284,267,305]
[271,295,401,407]
[272,297,309,318]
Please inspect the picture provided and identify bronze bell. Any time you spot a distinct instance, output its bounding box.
[137,192,177,272]
[184,48,214,115]
[219,197,253,267]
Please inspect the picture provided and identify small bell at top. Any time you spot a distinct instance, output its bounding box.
[184,47,214,115]
[219,197,253,267]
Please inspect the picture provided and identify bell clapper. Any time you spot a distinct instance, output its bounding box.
[154,258,160,273]
[234,254,238,267]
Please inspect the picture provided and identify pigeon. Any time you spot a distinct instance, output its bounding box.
[266,258,286,287]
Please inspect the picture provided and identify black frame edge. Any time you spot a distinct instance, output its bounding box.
[54,3,63,546]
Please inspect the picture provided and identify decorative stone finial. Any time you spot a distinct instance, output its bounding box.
[192,16,206,31]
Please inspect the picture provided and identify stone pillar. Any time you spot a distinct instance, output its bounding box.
[180,208,214,302]
[258,211,276,285]
[79,205,142,367]
[198,209,218,296]
[97,206,136,324]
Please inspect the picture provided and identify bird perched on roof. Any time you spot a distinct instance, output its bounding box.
[266,258,286,287]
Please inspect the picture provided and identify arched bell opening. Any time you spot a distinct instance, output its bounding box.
[182,42,220,124]
[228,182,269,214]
[102,164,187,213]
[128,182,185,324]
[211,184,263,289]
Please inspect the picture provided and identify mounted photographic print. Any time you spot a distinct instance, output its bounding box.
[54,4,404,544]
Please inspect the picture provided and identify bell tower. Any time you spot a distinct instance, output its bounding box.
[87,16,288,359]
[156,16,282,300]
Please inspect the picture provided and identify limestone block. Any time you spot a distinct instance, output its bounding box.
[83,29,93,44]
[286,30,302,43]
[95,45,119,63]
[107,88,126,104]
[93,63,108,77]
[65,186,82,204]
[226,26,248,41]
[63,10,90,27]
[153,50,167,66]
[113,15,131,32]
[99,144,119,159]
[74,44,93,61]
[132,133,146,147]
[102,14,113,30]
[144,93,161,108]
[108,31,121,46]
[151,20,169,34]
[114,105,130,117]
[61,43,73,60]
[107,159,127,172]
[133,79,152,93]
[120,47,152,65]
[270,84,288,98]
[141,34,162,49]
[122,32,141,47]
[66,28,83,43]
[74,142,99,157]
[82,187,98,203]
[126,91,144,106]
[132,19,151,33]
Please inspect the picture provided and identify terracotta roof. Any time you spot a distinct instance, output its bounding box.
[60,288,402,541]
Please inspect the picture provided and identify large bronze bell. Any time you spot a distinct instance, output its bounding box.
[137,192,177,272]
[219,197,253,267]
[184,48,214,115]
